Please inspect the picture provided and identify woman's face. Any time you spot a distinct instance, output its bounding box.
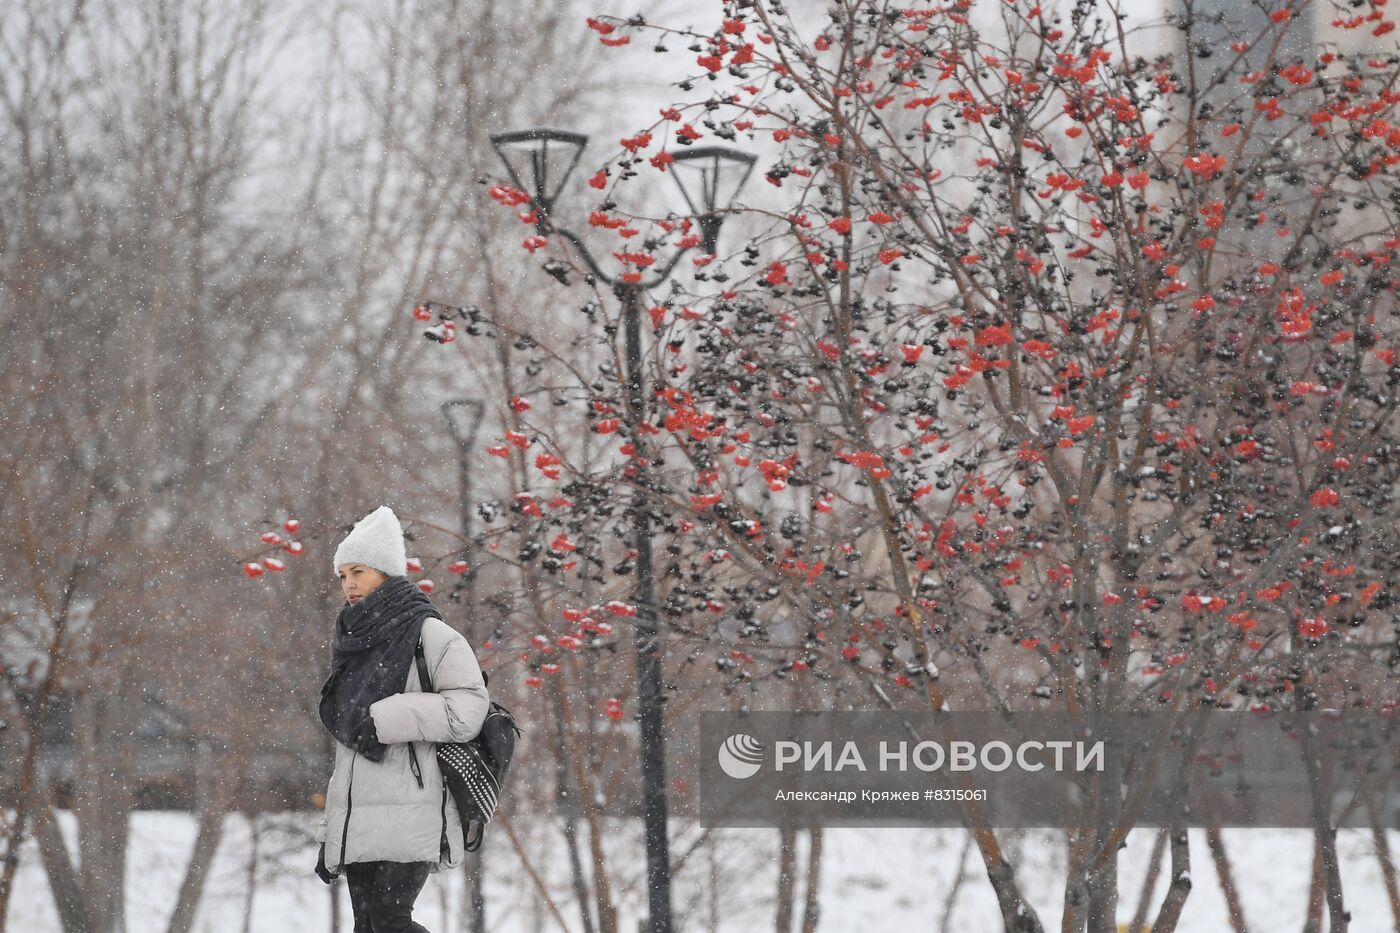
[337,563,389,605]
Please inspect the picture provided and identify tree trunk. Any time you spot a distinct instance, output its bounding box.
[1149,828,1192,933]
[33,802,91,933]
[1085,742,1125,933]
[496,813,574,933]
[551,687,596,933]
[1084,847,1119,933]
[0,559,85,928]
[165,749,235,933]
[1062,823,1089,933]
[936,833,973,932]
[1205,826,1248,933]
[561,793,596,933]
[555,675,616,933]
[799,827,823,933]
[238,814,260,933]
[72,681,134,933]
[1300,721,1348,933]
[73,786,128,933]
[981,841,1044,933]
[1366,792,1400,932]
[0,727,41,927]
[163,805,229,933]
[465,845,487,933]
[1304,836,1325,933]
[775,824,797,933]
[1312,824,1348,933]
[1128,828,1167,933]
[707,835,721,932]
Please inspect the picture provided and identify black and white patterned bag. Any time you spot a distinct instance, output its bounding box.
[415,638,522,850]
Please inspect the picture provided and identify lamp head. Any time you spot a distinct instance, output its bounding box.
[668,146,757,254]
[441,398,486,447]
[489,128,590,216]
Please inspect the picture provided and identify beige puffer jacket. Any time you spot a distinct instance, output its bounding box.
[316,616,490,871]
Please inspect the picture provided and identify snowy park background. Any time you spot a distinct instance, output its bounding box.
[10,814,1400,931]
[9,0,1400,930]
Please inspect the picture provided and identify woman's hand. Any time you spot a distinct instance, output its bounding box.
[315,842,337,884]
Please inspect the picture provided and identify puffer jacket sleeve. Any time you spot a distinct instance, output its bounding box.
[369,618,490,744]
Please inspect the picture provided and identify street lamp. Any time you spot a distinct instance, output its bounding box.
[442,399,486,610]
[488,128,755,281]
[488,127,754,933]
[489,128,589,216]
[669,146,756,255]
[442,397,487,933]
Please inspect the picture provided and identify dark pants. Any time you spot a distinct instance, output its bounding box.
[344,860,433,933]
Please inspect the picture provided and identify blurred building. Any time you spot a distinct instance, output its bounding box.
[2,687,321,812]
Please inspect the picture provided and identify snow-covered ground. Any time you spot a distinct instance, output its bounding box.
[7,811,1399,931]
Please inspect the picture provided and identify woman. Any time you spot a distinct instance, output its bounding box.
[314,505,490,933]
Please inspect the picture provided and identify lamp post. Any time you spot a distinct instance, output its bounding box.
[442,399,486,612]
[442,397,486,933]
[490,127,754,933]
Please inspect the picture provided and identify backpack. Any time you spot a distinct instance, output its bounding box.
[415,638,523,851]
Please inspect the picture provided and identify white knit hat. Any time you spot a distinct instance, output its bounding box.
[332,506,408,577]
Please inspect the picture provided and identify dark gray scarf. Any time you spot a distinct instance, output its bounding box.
[318,575,438,762]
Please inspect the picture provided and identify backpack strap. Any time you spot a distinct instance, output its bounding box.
[416,629,490,692]
[414,637,433,693]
